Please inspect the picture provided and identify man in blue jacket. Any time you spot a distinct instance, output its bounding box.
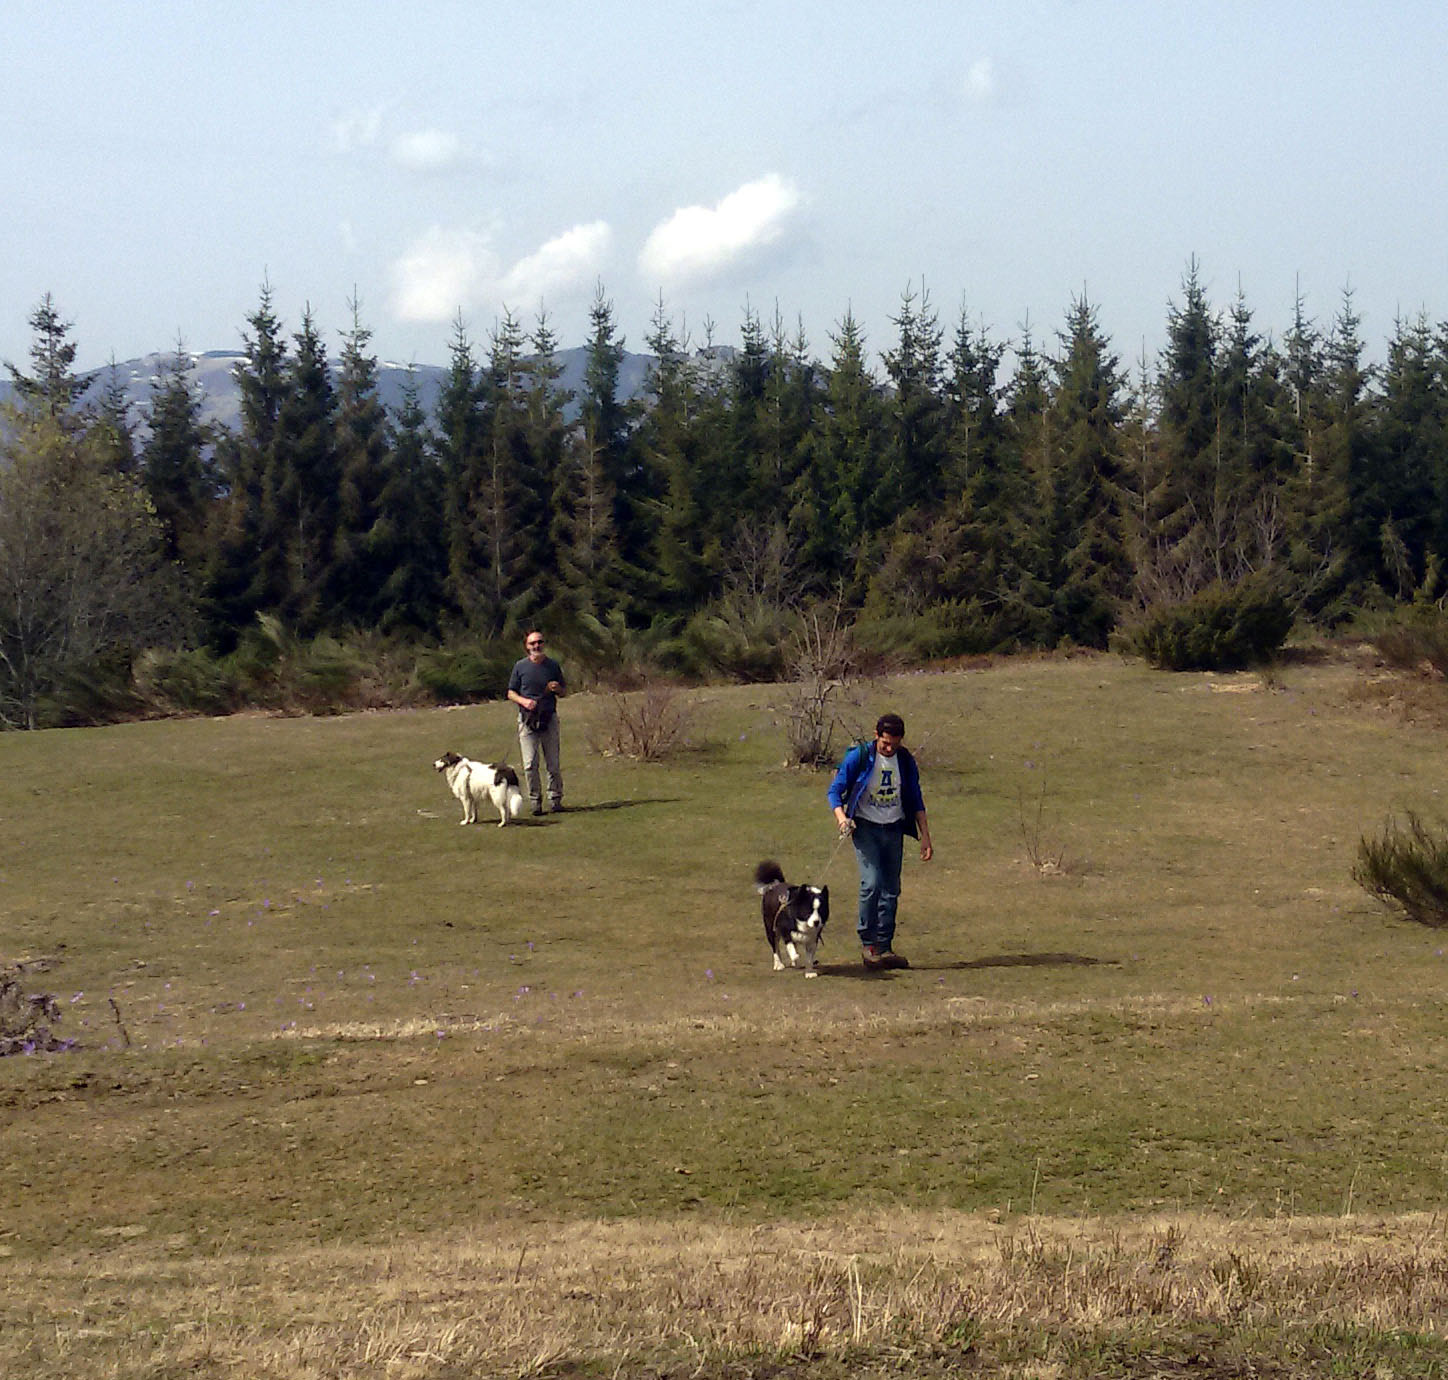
[828,713,934,969]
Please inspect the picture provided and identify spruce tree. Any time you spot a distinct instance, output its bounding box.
[1371,310,1439,597]
[1279,289,1350,616]
[93,358,137,475]
[522,311,573,623]
[375,370,445,635]
[767,311,820,557]
[201,281,290,649]
[478,309,536,632]
[577,284,647,607]
[1150,259,1220,596]
[264,307,338,633]
[881,282,948,516]
[331,299,391,627]
[5,294,87,425]
[1045,295,1131,647]
[800,310,885,590]
[141,341,213,573]
[435,314,488,628]
[940,310,1050,646]
[1212,287,1295,581]
[640,298,712,611]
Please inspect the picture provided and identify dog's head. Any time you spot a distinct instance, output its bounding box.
[783,884,829,933]
[433,751,462,773]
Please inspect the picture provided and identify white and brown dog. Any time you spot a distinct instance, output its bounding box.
[755,860,829,978]
[433,752,525,827]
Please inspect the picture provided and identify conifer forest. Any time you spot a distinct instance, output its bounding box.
[4,262,1448,728]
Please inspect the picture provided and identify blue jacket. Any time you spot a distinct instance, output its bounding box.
[827,742,925,838]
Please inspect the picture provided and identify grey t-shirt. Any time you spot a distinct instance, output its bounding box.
[508,656,565,720]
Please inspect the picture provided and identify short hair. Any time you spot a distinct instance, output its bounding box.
[876,713,905,739]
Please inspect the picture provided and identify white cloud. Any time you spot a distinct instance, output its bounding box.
[389,227,499,322]
[962,57,996,104]
[389,128,467,173]
[639,174,800,286]
[501,222,612,305]
[329,105,385,153]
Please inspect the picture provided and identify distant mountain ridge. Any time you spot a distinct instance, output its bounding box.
[0,344,738,439]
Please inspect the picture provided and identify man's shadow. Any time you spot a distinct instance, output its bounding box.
[528,797,679,821]
[924,952,1115,971]
[816,952,1115,978]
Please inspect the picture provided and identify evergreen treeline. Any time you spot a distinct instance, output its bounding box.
[4,263,1448,727]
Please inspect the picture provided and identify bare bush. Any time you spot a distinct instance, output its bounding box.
[1018,770,1067,875]
[1,960,73,1055]
[782,601,865,766]
[593,683,695,761]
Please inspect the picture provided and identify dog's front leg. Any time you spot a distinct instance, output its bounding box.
[772,942,787,972]
[785,941,800,969]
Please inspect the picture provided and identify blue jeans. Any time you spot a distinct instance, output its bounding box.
[852,819,905,948]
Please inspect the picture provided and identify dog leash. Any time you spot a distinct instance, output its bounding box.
[817,825,854,883]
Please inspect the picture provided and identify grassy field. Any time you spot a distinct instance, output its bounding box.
[4,649,1448,1377]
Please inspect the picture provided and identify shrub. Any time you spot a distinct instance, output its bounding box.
[673,599,791,682]
[413,644,514,704]
[1353,810,1448,927]
[1367,604,1448,679]
[569,611,679,690]
[133,646,243,716]
[592,683,695,761]
[40,648,144,727]
[1122,578,1294,671]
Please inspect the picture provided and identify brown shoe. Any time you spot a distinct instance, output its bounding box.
[861,945,887,970]
[878,949,910,969]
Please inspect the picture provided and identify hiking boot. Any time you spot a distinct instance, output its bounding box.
[878,948,910,969]
[861,945,887,970]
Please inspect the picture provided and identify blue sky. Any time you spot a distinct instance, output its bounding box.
[4,1,1446,375]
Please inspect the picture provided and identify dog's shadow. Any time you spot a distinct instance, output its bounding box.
[814,951,1115,978]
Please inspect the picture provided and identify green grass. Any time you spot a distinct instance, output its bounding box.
[5,651,1448,1375]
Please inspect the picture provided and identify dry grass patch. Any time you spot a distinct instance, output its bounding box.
[7,1210,1448,1378]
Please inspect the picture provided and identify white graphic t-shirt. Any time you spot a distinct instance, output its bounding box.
[854,751,905,824]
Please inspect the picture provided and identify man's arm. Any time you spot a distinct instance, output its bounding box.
[916,811,933,862]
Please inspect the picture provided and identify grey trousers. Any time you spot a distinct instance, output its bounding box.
[518,716,563,809]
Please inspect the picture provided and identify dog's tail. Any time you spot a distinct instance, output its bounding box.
[754,860,786,893]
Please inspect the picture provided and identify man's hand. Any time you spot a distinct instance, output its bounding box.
[920,840,934,862]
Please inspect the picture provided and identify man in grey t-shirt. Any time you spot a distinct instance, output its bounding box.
[506,629,566,815]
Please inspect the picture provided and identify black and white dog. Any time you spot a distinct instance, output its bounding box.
[755,861,829,978]
[433,752,525,827]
